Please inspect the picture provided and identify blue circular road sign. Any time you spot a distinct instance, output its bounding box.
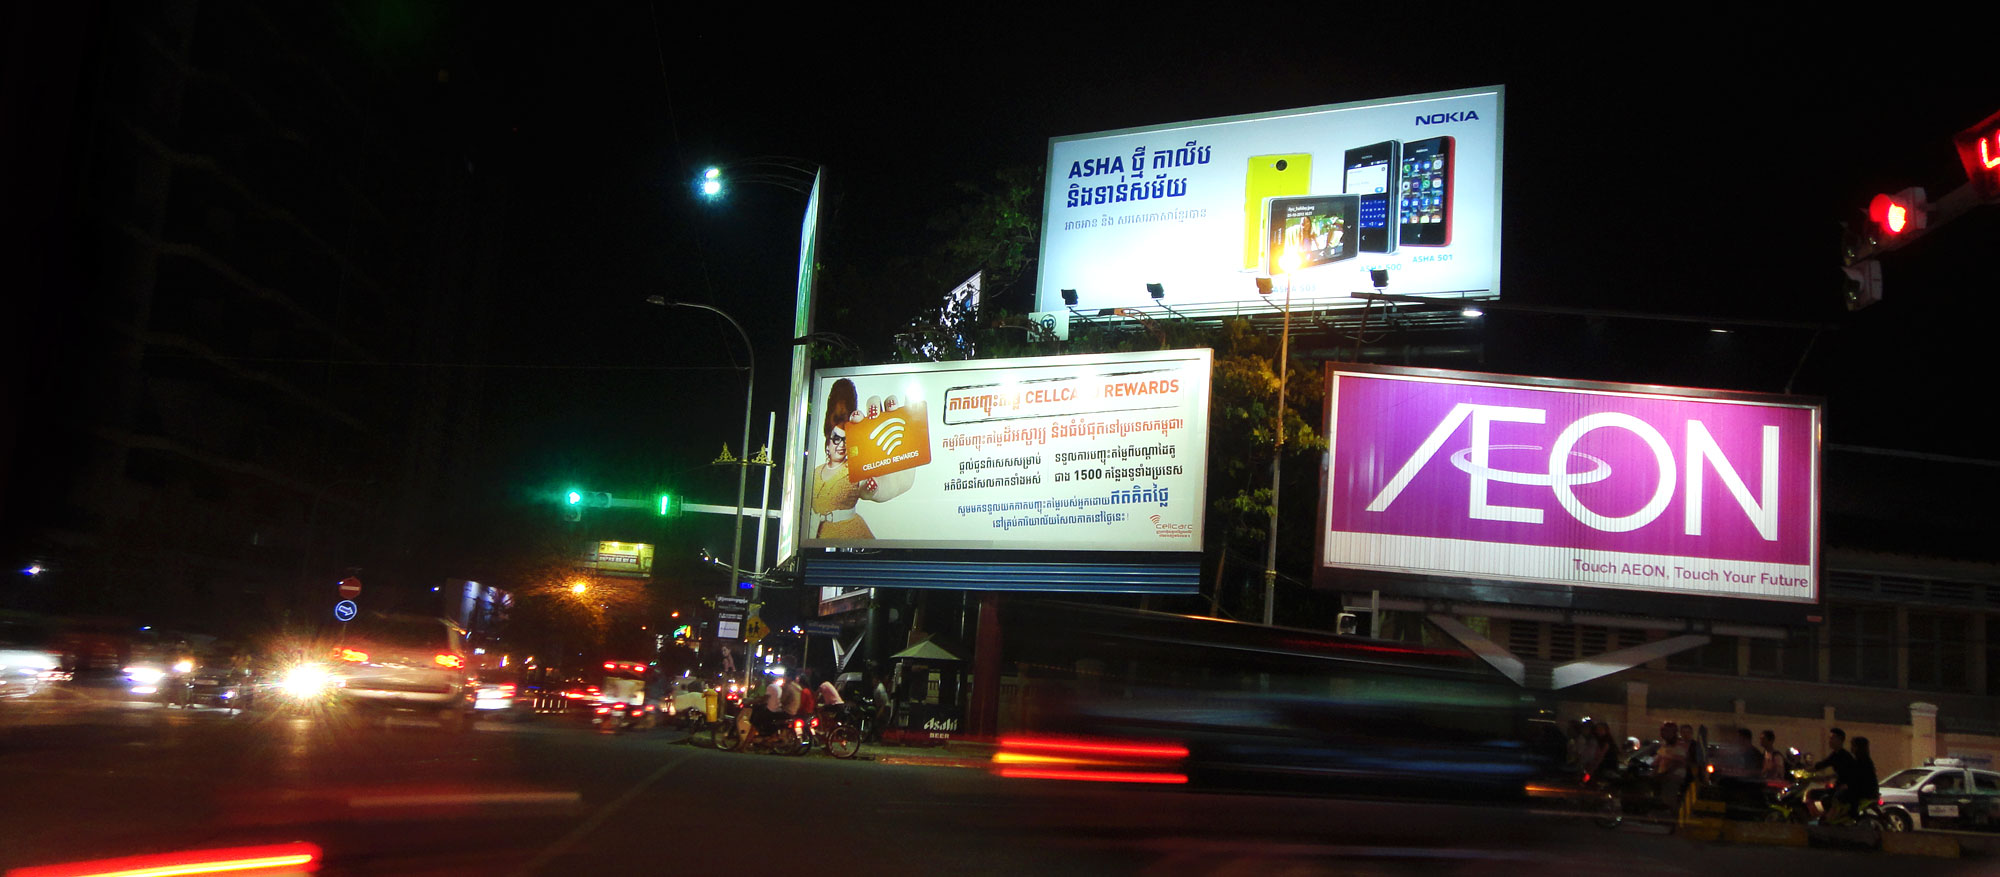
[333,600,358,622]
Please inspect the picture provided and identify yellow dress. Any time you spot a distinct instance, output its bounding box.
[813,464,874,539]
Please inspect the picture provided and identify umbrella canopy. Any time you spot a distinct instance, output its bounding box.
[888,637,965,662]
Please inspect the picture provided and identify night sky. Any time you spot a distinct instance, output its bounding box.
[9,6,1996,590]
[449,10,1995,566]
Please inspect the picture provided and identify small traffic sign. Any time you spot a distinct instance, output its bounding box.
[745,617,770,643]
[333,600,358,622]
[337,577,362,599]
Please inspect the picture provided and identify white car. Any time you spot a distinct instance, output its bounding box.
[1879,758,2000,832]
[0,620,63,699]
[285,614,475,730]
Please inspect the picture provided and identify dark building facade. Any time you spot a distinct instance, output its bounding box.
[3,1,501,635]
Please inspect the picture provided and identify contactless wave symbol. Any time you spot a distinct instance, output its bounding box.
[1449,444,1611,486]
[1150,514,1161,524]
[869,416,908,455]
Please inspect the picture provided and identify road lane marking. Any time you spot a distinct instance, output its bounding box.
[507,755,687,876]
[348,791,581,808]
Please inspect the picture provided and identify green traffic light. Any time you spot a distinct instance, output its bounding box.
[566,490,582,505]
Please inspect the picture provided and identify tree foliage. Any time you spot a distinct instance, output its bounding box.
[857,168,1336,622]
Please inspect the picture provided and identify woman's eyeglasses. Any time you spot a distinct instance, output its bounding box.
[829,431,847,445]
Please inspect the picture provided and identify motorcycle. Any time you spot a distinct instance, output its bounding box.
[721,708,809,756]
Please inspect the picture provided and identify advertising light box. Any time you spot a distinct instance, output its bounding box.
[1037,87,1502,319]
[802,350,1211,553]
[1318,366,1820,609]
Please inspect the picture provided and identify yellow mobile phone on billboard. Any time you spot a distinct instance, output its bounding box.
[1244,154,1311,270]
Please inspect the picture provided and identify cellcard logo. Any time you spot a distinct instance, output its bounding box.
[870,416,909,456]
[1414,110,1479,126]
[1365,403,1779,539]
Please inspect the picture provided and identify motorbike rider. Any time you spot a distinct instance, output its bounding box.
[748,670,785,736]
[1811,728,1877,823]
[817,675,845,721]
[1654,721,1691,806]
[780,670,804,721]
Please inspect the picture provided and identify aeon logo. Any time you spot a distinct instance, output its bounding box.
[869,416,909,455]
[1365,403,1780,538]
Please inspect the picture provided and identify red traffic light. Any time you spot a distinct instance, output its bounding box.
[1952,107,2000,199]
[1868,188,1927,236]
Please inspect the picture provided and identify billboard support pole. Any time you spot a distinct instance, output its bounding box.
[1262,276,1293,626]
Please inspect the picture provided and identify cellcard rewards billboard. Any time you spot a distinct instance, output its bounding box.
[802,350,1211,553]
[1319,366,1820,607]
[1037,87,1501,319]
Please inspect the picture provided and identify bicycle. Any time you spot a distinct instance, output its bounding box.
[811,706,863,759]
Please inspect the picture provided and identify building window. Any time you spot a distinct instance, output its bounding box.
[1748,630,1816,681]
[1668,635,1739,674]
[1828,605,1895,687]
[1908,612,1970,692]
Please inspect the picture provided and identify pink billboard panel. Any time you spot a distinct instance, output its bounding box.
[1321,367,1819,604]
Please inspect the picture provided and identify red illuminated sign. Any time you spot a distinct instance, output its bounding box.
[1953,107,2000,199]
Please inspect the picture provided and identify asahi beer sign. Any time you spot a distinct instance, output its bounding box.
[1320,367,1819,604]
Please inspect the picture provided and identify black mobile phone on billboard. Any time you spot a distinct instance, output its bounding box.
[1343,141,1400,254]
[1398,136,1453,247]
[1266,194,1359,272]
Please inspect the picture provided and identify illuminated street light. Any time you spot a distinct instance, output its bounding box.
[645,296,755,602]
[570,582,588,596]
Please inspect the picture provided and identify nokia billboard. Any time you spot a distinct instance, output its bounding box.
[1318,366,1820,621]
[1037,86,1502,320]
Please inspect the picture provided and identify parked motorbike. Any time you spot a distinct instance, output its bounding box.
[721,708,808,756]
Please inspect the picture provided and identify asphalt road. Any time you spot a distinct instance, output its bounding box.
[0,696,1989,876]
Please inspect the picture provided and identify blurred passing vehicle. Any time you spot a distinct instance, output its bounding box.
[278,613,476,730]
[665,676,712,730]
[0,616,64,699]
[590,660,656,733]
[1001,601,1547,799]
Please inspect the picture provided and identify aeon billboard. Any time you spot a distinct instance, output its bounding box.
[1318,366,1820,607]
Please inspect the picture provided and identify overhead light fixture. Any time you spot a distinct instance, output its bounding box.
[1060,289,1078,306]
[1146,283,1165,300]
[1461,307,1484,319]
[1254,278,1273,296]
[1369,269,1390,289]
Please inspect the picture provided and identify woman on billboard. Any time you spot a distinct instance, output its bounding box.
[812,379,915,539]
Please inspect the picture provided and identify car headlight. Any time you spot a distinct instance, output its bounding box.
[173,660,194,674]
[280,663,333,698]
[125,666,166,685]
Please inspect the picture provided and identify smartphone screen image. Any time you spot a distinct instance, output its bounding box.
[1244,154,1312,269]
[1266,194,1359,273]
[1343,141,1400,254]
[1398,136,1453,247]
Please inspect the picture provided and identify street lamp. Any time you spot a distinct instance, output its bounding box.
[645,294,756,614]
[692,158,828,687]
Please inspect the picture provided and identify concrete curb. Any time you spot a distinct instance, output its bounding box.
[872,753,990,769]
[1882,832,1962,858]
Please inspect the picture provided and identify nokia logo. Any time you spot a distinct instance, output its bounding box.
[1415,111,1479,126]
